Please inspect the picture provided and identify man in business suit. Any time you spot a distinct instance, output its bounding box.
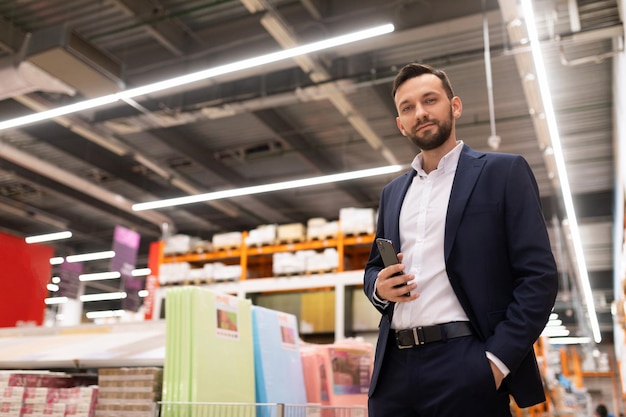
[364,63,558,416]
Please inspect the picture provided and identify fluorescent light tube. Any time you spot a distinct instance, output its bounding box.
[0,23,394,132]
[49,257,64,265]
[79,271,122,282]
[44,297,68,305]
[66,250,115,263]
[47,283,59,292]
[86,310,125,319]
[25,231,72,243]
[80,292,127,302]
[133,164,404,210]
[521,0,601,343]
[132,268,151,276]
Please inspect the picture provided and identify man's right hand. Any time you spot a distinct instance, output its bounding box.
[375,253,419,302]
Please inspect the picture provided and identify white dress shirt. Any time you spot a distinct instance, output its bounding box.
[391,141,469,330]
[386,140,509,377]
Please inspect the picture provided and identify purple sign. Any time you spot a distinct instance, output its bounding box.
[57,261,83,299]
[110,226,142,311]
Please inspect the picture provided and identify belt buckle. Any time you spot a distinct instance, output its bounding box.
[413,326,425,345]
[396,329,413,349]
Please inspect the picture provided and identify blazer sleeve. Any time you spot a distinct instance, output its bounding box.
[482,155,558,373]
[364,186,394,315]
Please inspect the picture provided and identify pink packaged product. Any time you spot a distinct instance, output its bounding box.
[300,345,330,405]
[0,384,98,417]
[20,402,66,417]
[61,387,99,417]
[0,373,75,389]
[0,386,26,417]
[300,341,373,409]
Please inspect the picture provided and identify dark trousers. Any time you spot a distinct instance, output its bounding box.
[368,331,512,417]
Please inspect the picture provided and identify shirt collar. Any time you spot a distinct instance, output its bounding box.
[411,140,464,175]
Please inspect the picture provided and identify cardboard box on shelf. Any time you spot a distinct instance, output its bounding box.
[277,223,306,243]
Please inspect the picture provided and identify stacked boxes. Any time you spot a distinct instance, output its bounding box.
[339,208,375,236]
[163,234,193,255]
[158,262,190,285]
[272,249,338,276]
[64,387,98,417]
[212,231,243,250]
[307,218,339,240]
[95,367,162,417]
[164,234,212,255]
[246,224,277,246]
[272,251,312,276]
[0,386,26,417]
[276,223,306,243]
[0,372,97,417]
[160,262,242,285]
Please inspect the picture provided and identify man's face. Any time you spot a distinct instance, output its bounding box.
[394,74,461,150]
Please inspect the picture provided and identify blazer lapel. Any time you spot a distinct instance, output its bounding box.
[444,146,486,261]
[390,169,417,249]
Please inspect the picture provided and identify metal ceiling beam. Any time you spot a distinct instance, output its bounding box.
[0,140,172,232]
[0,14,27,53]
[111,0,191,57]
[240,1,399,165]
[11,93,240,223]
[252,108,374,205]
[146,128,308,225]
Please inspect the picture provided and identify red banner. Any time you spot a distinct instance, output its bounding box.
[0,232,53,327]
[143,241,163,320]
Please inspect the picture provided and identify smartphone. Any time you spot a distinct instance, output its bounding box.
[375,238,403,275]
[375,238,410,295]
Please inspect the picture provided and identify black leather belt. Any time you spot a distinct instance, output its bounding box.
[394,321,473,349]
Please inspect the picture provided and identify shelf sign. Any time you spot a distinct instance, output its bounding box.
[110,226,141,312]
[57,261,83,299]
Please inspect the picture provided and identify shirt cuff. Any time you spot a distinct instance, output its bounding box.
[372,278,389,307]
[486,351,510,377]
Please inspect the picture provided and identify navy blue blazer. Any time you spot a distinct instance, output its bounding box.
[364,145,559,408]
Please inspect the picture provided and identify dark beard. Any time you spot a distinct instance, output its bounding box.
[406,108,454,151]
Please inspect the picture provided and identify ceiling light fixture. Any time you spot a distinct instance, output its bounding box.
[80,292,127,302]
[133,164,404,211]
[49,257,64,265]
[521,0,601,344]
[79,271,122,282]
[132,268,151,277]
[0,23,394,132]
[65,250,115,263]
[44,297,68,305]
[86,310,125,319]
[25,231,72,244]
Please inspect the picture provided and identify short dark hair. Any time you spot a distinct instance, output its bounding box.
[391,63,455,100]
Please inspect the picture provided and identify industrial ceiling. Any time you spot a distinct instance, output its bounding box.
[0,0,621,344]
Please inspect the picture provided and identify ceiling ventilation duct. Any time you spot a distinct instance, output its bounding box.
[0,59,76,101]
[25,25,124,98]
[0,33,76,101]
